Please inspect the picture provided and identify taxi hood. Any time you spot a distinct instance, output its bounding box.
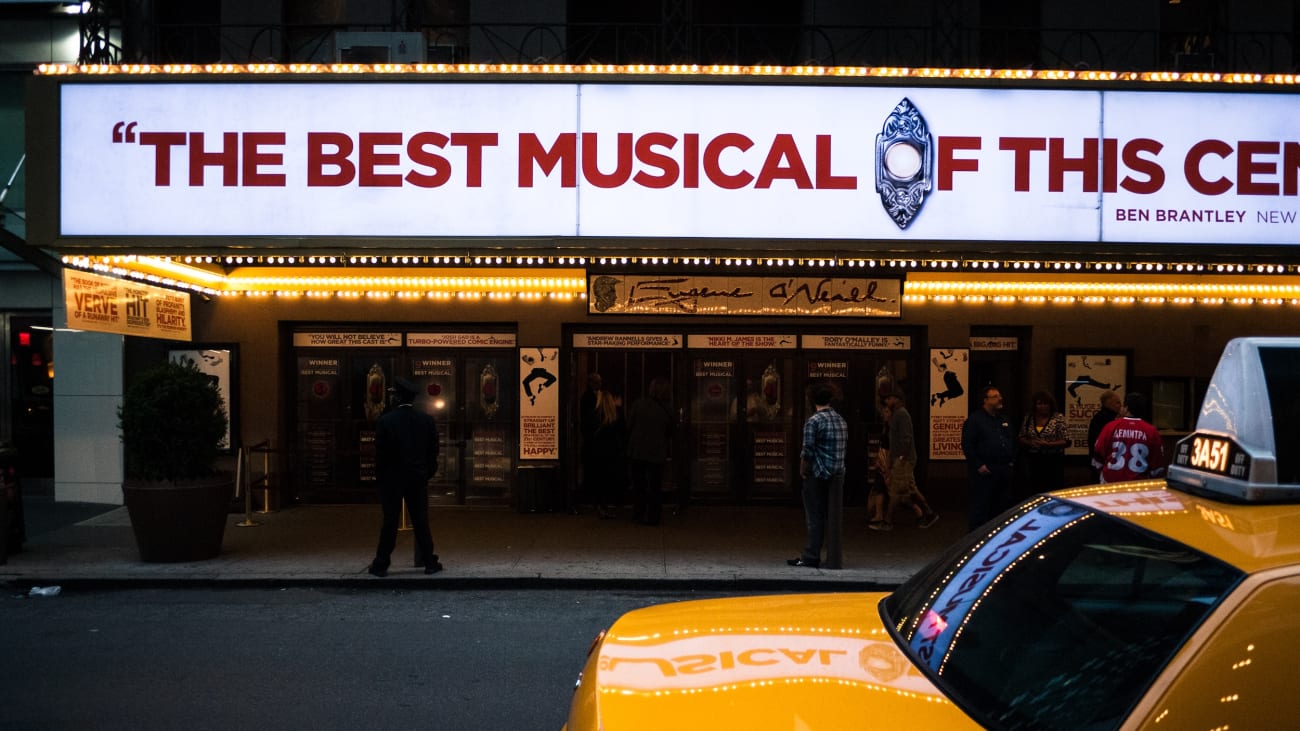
[567,592,979,731]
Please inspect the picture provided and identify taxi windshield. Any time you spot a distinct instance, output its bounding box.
[883,497,1243,731]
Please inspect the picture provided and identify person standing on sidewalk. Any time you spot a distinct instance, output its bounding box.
[1095,392,1167,483]
[1018,390,1070,497]
[866,402,891,528]
[368,378,441,577]
[1087,390,1123,483]
[577,372,602,512]
[625,377,675,526]
[871,388,939,531]
[589,389,627,518]
[789,384,847,569]
[961,385,1016,531]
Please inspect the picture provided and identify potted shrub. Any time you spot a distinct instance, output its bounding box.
[118,357,232,562]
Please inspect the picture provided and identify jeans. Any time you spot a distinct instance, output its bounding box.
[629,459,665,525]
[800,472,845,568]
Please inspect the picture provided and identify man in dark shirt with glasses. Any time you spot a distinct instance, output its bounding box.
[961,385,1016,530]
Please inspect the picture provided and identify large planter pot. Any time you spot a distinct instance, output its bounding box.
[122,474,233,562]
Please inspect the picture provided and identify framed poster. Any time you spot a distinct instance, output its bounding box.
[1059,350,1131,457]
[169,345,238,452]
[519,346,560,460]
[928,348,970,460]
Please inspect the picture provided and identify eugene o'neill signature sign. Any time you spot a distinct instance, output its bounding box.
[588,274,902,317]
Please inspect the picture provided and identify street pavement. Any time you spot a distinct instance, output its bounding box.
[2,497,967,591]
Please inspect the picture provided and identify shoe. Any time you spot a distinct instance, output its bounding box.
[787,557,820,568]
[366,564,388,578]
[424,562,444,575]
[868,521,893,531]
[919,513,940,529]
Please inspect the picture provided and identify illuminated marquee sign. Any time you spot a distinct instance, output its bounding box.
[54,82,1300,245]
[589,274,901,317]
[62,269,192,341]
[1173,433,1252,480]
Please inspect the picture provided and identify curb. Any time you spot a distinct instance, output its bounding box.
[4,576,903,593]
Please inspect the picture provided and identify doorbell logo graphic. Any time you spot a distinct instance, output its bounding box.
[875,98,933,229]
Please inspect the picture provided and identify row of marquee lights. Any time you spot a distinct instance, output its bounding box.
[186,254,1285,276]
[61,255,1300,307]
[34,62,1300,86]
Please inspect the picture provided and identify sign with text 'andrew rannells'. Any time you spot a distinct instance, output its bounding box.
[571,333,682,349]
[56,82,1300,245]
[63,269,192,341]
[589,274,901,317]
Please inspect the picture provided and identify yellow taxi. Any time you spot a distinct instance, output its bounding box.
[563,337,1300,730]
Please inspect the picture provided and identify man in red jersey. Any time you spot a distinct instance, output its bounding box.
[1094,392,1167,483]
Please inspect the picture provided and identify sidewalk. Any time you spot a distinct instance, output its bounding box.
[1,499,965,591]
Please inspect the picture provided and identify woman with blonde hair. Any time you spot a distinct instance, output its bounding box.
[588,388,626,518]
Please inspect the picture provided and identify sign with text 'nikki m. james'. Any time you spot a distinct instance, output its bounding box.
[63,269,192,341]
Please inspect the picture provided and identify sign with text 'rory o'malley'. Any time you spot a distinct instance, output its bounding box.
[588,274,901,317]
[63,269,192,341]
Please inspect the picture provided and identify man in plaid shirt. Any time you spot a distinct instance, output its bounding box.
[789,384,848,569]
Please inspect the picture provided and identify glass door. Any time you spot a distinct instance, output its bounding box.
[737,355,795,499]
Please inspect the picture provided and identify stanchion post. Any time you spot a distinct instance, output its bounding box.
[255,444,278,514]
[399,498,413,531]
[237,446,260,527]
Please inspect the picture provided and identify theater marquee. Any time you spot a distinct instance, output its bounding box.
[587,274,902,317]
[50,81,1300,246]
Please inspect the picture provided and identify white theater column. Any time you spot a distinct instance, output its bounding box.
[53,296,125,504]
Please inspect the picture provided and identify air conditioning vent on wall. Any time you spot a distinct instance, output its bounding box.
[334,32,426,64]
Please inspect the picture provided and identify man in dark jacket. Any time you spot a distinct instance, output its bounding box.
[961,385,1016,530]
[369,378,441,577]
[1087,390,1123,482]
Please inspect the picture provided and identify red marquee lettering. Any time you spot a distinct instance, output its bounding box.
[1120,138,1164,194]
[1286,142,1300,196]
[937,136,981,191]
[1049,137,1098,192]
[405,132,452,188]
[703,133,754,189]
[582,132,634,188]
[815,134,855,189]
[1185,139,1233,195]
[682,133,700,188]
[754,134,812,189]
[307,131,356,187]
[999,137,1047,192]
[1237,140,1280,196]
[188,131,239,187]
[138,131,187,186]
[633,132,680,189]
[518,132,577,187]
[358,132,403,187]
[450,132,497,187]
[241,132,285,187]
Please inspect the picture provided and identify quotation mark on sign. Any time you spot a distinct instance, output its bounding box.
[111,121,138,143]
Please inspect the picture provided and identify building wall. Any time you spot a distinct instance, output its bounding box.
[194,290,588,453]
[190,280,1300,493]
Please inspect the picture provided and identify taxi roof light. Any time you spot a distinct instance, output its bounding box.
[1167,337,1300,503]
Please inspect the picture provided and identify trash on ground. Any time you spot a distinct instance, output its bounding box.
[28,586,61,597]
